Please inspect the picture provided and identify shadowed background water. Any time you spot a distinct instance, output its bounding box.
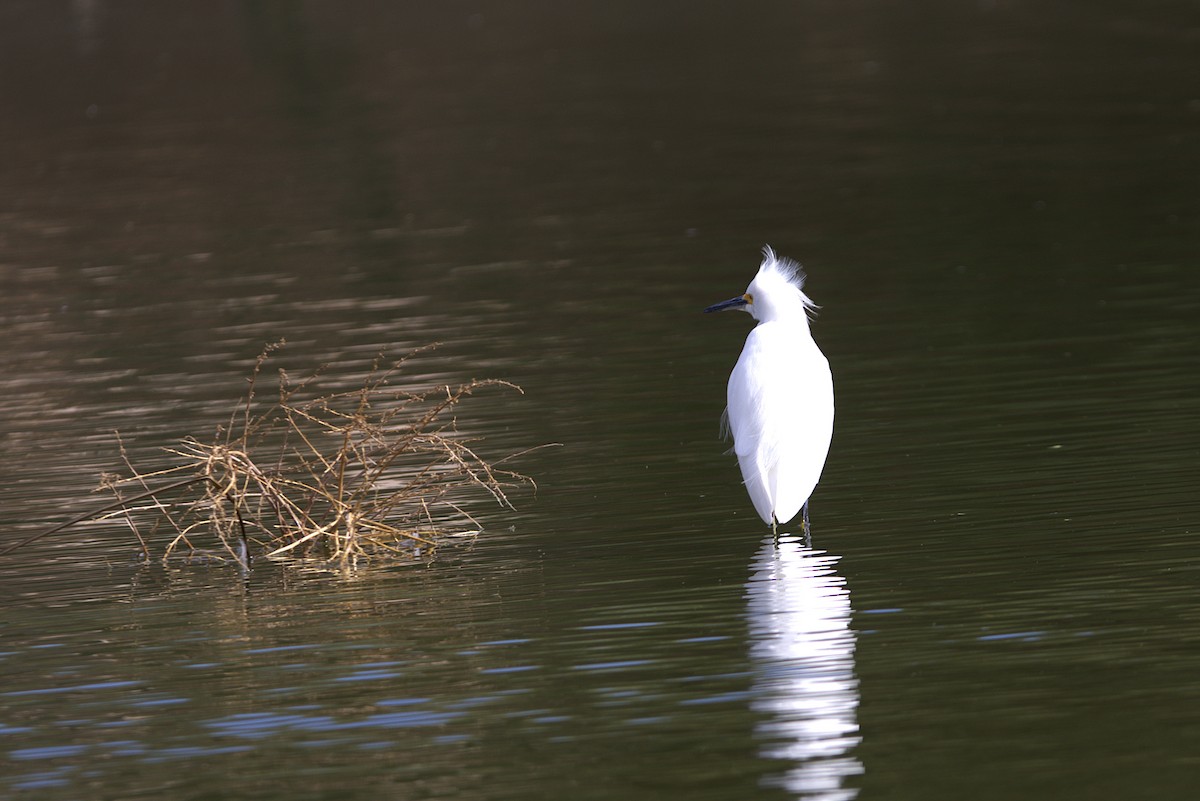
[2,2,1199,799]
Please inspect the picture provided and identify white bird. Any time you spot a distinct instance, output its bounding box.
[705,247,834,532]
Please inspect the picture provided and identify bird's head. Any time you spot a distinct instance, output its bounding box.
[704,246,817,324]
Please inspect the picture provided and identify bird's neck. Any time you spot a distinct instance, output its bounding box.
[755,311,811,330]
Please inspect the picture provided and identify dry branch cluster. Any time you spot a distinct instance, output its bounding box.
[100,344,536,567]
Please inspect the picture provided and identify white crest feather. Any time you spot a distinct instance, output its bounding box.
[759,245,819,317]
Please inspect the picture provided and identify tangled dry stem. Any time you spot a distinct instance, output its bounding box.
[98,342,539,567]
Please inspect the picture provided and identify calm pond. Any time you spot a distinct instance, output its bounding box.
[2,3,1198,799]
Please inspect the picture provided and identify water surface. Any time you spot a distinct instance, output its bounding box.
[2,3,1199,799]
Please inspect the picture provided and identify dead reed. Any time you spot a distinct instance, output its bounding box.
[91,341,541,567]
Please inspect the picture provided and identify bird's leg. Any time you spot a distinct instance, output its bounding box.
[801,501,811,539]
[771,516,779,545]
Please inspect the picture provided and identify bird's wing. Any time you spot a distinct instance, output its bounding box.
[726,330,781,524]
[726,324,833,525]
[769,346,833,524]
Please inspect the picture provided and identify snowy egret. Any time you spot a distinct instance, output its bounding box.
[704,247,834,532]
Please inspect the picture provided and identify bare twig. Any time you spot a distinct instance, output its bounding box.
[9,343,545,566]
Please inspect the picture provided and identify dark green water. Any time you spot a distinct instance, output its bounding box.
[2,3,1199,799]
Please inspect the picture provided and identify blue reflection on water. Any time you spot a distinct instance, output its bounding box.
[202,708,466,739]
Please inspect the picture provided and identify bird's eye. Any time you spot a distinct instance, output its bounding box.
[743,293,754,304]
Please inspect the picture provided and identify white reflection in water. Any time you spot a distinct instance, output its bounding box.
[746,534,862,799]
